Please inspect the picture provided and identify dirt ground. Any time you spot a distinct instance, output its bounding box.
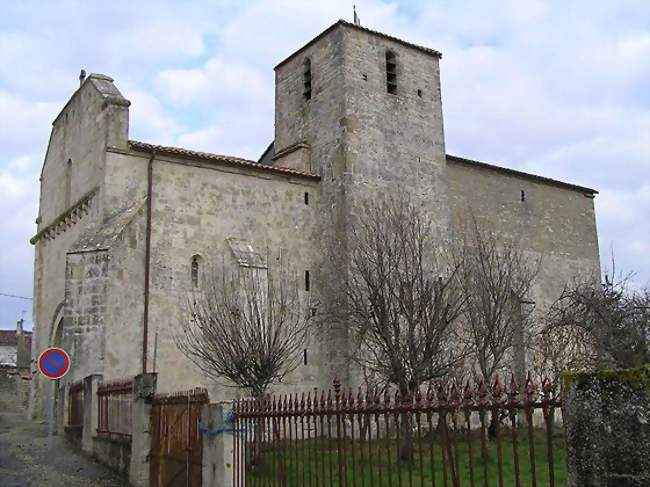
[0,409,126,487]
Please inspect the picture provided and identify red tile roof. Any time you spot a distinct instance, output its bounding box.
[0,330,32,346]
[0,330,17,346]
[129,140,321,180]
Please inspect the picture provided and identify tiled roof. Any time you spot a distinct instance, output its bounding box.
[0,330,17,346]
[129,140,320,180]
[0,330,31,346]
[275,20,442,70]
[446,155,598,195]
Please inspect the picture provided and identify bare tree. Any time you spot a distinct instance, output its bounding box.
[326,194,467,460]
[530,320,593,390]
[543,271,650,370]
[455,220,540,389]
[176,258,312,399]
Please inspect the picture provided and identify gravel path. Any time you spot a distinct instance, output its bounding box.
[0,410,126,487]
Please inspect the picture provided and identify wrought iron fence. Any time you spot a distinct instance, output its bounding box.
[97,378,134,436]
[67,380,84,428]
[232,373,563,487]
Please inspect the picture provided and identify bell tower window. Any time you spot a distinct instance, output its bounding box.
[303,58,312,100]
[386,51,397,94]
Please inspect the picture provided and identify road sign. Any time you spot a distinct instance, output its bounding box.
[37,347,71,379]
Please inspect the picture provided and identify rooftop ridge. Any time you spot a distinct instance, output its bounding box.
[128,140,320,180]
[275,19,442,70]
[446,154,598,195]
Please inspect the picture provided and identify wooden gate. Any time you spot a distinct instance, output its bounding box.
[150,388,209,487]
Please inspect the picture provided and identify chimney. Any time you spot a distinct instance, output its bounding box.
[79,69,87,86]
[16,318,23,336]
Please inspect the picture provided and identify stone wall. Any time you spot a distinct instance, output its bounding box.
[30,73,130,419]
[0,345,16,365]
[447,157,600,310]
[30,22,602,425]
[563,367,650,487]
[0,365,31,412]
[63,250,110,384]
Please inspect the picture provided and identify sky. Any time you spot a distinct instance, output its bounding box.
[0,0,648,330]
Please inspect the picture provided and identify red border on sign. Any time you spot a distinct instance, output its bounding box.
[37,347,71,379]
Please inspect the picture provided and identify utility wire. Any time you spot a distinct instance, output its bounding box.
[0,292,32,300]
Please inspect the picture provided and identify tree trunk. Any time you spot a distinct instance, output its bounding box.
[398,387,413,463]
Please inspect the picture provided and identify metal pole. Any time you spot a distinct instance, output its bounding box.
[48,379,55,450]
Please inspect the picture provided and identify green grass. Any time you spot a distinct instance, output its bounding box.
[246,427,566,486]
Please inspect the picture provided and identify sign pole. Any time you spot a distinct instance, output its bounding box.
[47,379,55,450]
[37,347,71,451]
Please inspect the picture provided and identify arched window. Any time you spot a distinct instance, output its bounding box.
[386,51,397,94]
[303,58,312,100]
[190,255,202,288]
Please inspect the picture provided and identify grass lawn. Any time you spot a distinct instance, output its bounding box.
[246,427,566,486]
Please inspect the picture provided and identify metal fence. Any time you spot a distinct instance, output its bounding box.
[232,373,562,487]
[97,379,134,437]
[67,380,84,428]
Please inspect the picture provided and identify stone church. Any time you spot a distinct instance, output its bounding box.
[29,20,600,419]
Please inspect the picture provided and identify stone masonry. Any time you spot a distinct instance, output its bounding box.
[29,20,600,421]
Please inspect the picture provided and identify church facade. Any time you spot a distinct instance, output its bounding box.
[29,20,600,418]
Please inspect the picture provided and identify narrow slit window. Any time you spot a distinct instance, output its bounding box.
[65,159,72,208]
[303,349,308,365]
[386,51,397,94]
[304,192,309,205]
[191,255,202,288]
[303,58,312,100]
[305,270,310,291]
[521,190,526,202]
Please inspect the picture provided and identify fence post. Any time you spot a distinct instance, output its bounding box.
[82,374,103,454]
[129,373,157,487]
[563,367,650,487]
[202,401,241,487]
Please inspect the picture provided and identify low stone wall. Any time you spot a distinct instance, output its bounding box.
[0,365,31,412]
[93,434,132,478]
[563,366,650,487]
[64,425,83,446]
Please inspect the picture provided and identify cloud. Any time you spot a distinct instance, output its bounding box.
[0,154,39,327]
[0,0,649,328]
[155,57,270,108]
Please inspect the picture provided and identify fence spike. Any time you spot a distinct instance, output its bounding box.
[492,375,504,402]
[463,380,473,407]
[450,381,461,408]
[437,381,448,405]
[510,373,520,396]
[333,378,341,401]
[525,372,536,403]
[426,382,435,403]
[478,380,489,407]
